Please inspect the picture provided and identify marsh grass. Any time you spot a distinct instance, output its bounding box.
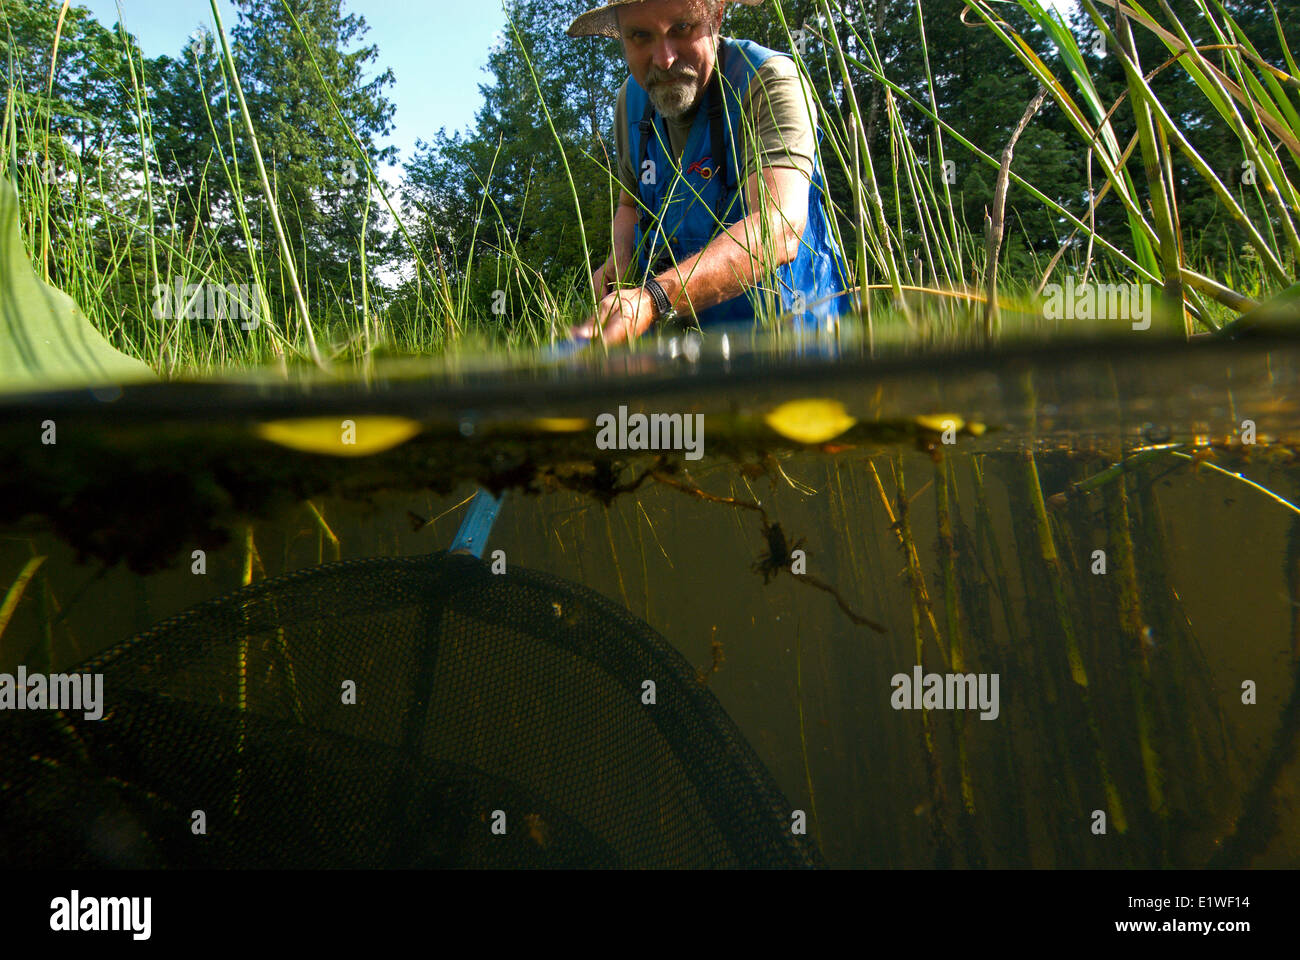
[3,0,1296,379]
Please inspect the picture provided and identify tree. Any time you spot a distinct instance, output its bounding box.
[0,0,174,351]
[228,0,397,323]
[725,1,1082,280]
[0,1,147,267]
[0,0,140,176]
[401,0,624,325]
[147,34,241,254]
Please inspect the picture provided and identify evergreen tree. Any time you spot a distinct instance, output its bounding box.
[228,0,397,322]
[147,31,239,253]
[401,0,623,319]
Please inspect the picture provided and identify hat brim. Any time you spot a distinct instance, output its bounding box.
[567,0,765,40]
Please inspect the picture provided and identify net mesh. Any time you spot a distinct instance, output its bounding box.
[1,552,822,868]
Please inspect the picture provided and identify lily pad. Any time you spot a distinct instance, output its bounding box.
[0,176,154,392]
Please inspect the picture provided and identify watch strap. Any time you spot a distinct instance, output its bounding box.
[643,278,676,321]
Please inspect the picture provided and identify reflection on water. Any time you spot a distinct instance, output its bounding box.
[2,338,1298,866]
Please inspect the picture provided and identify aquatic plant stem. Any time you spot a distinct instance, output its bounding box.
[1022,448,1128,835]
[794,626,823,852]
[983,86,1048,342]
[866,459,948,668]
[1209,657,1300,865]
[891,451,956,864]
[1111,5,1187,335]
[0,554,46,644]
[1167,451,1300,517]
[936,457,985,865]
[935,457,976,818]
[1103,475,1166,820]
[962,457,1033,865]
[305,500,341,562]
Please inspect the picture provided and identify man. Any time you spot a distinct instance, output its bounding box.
[568,0,850,344]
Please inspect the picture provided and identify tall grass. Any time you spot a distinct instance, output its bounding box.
[4,0,1296,379]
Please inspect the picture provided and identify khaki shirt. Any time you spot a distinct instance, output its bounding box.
[613,51,819,200]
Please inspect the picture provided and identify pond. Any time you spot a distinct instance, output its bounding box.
[1,330,1297,867]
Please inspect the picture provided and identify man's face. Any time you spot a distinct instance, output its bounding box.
[618,1,724,118]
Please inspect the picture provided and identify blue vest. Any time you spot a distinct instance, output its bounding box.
[626,37,850,330]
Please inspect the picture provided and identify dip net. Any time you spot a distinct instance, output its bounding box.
[0,552,821,868]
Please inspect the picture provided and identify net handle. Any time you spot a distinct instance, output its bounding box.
[449,489,503,559]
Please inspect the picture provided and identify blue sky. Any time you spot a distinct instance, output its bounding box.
[77,1,508,167]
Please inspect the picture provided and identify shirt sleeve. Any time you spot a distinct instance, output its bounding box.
[738,56,818,183]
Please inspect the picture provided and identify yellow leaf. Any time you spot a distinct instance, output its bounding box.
[256,417,422,457]
[530,417,589,433]
[764,399,857,444]
[914,414,965,433]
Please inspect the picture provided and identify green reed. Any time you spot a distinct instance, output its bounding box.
[5,0,1296,379]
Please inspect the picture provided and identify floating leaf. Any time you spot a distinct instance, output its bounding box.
[530,417,589,432]
[256,417,422,457]
[764,398,857,444]
[913,413,965,433]
[913,414,988,437]
[0,177,154,392]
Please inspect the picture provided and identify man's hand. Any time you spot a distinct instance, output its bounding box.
[590,255,619,300]
[570,169,811,346]
[590,195,639,300]
[570,287,658,345]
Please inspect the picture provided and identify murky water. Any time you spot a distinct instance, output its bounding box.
[2,334,1298,866]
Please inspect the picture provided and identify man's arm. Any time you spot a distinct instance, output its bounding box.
[573,166,811,343]
[656,165,810,318]
[590,190,640,299]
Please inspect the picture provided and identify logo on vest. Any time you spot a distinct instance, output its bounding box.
[685,157,715,180]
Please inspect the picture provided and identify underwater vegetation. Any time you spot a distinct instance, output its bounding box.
[2,338,1298,867]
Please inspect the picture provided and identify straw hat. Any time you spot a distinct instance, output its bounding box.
[567,0,765,40]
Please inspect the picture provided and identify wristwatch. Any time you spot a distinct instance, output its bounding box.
[643,278,679,325]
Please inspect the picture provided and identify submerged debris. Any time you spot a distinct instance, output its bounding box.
[696,627,726,686]
[751,519,887,634]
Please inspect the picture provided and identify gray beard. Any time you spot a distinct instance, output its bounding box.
[647,77,701,119]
